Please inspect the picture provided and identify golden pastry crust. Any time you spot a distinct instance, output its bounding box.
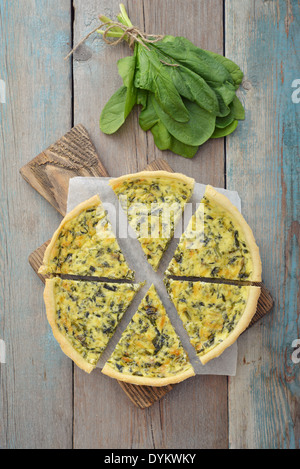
[102,363,195,387]
[109,170,195,190]
[165,278,261,365]
[44,278,95,373]
[166,185,262,282]
[200,285,261,364]
[44,277,144,374]
[40,176,262,380]
[39,195,134,279]
[39,196,100,275]
[109,171,195,271]
[205,185,262,282]
[101,284,195,386]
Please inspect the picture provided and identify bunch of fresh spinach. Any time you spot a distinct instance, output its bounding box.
[99,4,245,158]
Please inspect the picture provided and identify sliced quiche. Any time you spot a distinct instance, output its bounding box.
[165,278,261,364]
[39,195,135,280]
[44,277,144,373]
[109,171,195,271]
[165,185,262,281]
[102,284,195,386]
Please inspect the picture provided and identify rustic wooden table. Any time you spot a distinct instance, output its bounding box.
[0,0,299,449]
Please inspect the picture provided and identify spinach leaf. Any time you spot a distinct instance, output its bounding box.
[215,112,235,129]
[100,85,131,134]
[170,65,219,114]
[151,94,216,146]
[150,121,172,150]
[139,94,199,157]
[117,53,137,117]
[136,88,148,110]
[135,44,190,123]
[150,118,199,158]
[100,53,137,134]
[148,44,219,114]
[154,36,234,87]
[139,94,159,131]
[117,55,136,88]
[213,82,237,107]
[211,119,238,138]
[97,5,245,157]
[203,50,243,89]
[230,95,245,120]
[210,81,237,117]
[168,136,199,159]
[215,95,245,128]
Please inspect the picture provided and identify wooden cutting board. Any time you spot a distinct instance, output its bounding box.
[20,124,274,409]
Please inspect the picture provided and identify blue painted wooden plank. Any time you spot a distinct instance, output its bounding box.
[0,0,73,448]
[225,0,300,449]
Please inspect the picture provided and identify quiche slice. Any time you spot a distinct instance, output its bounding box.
[165,278,261,365]
[39,195,135,280]
[109,171,195,271]
[44,277,145,373]
[102,284,195,386]
[165,185,262,281]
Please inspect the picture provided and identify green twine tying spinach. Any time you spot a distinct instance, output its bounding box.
[69,4,245,159]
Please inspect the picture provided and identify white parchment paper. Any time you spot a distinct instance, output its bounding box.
[67,177,242,376]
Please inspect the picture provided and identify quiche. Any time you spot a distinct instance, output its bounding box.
[109,171,195,271]
[44,277,144,373]
[102,284,195,386]
[165,185,262,281]
[39,195,134,280]
[165,278,261,364]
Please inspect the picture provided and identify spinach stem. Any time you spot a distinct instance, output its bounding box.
[97,30,125,38]
[119,4,133,28]
[99,15,124,35]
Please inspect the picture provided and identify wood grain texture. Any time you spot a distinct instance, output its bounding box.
[20,124,108,215]
[225,0,300,449]
[117,381,174,409]
[0,0,73,449]
[1,0,293,451]
[250,284,273,329]
[72,0,228,449]
[28,240,51,283]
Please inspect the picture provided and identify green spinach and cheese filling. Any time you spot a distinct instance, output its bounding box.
[165,185,262,281]
[165,278,260,364]
[109,171,195,271]
[102,284,195,386]
[44,277,144,373]
[39,195,135,280]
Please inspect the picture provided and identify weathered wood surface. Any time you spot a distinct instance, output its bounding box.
[226,0,300,449]
[0,0,298,450]
[0,0,73,449]
[20,124,109,215]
